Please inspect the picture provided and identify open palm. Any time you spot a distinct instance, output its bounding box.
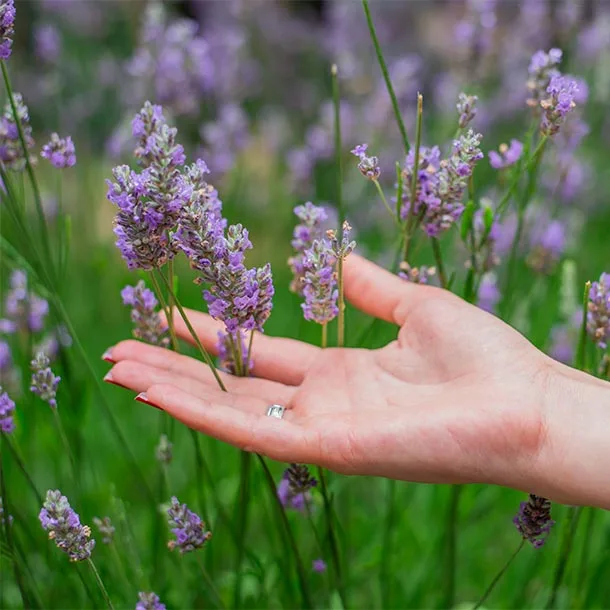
[105,255,552,489]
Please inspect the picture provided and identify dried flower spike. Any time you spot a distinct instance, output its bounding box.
[121,281,169,347]
[0,385,15,434]
[278,463,317,512]
[0,0,15,60]
[167,496,211,554]
[513,494,554,548]
[457,92,478,129]
[587,273,610,348]
[30,352,61,409]
[351,143,380,180]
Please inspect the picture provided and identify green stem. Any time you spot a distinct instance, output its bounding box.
[157,271,226,392]
[166,261,180,352]
[190,430,208,522]
[431,238,448,288]
[52,408,78,482]
[322,323,328,349]
[4,437,43,505]
[337,256,345,347]
[197,555,227,609]
[575,508,596,608]
[404,93,423,260]
[87,558,115,610]
[442,485,463,608]
[380,479,397,608]
[473,540,525,610]
[575,282,591,372]
[373,179,400,226]
[361,0,410,154]
[232,451,252,609]
[149,271,178,352]
[331,63,344,229]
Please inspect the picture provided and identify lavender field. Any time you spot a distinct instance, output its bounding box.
[2,1,610,608]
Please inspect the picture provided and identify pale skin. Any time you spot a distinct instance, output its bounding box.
[104,255,610,510]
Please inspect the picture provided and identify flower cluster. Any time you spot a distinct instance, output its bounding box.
[351,143,380,180]
[399,263,437,285]
[288,202,328,294]
[0,0,15,60]
[217,330,252,376]
[92,516,115,545]
[39,490,95,562]
[121,281,169,347]
[166,496,211,554]
[278,464,317,512]
[30,352,61,409]
[0,93,35,171]
[527,48,562,107]
[301,239,339,325]
[527,219,566,274]
[489,140,523,169]
[587,273,610,348]
[136,592,167,610]
[457,92,478,129]
[0,386,15,433]
[540,75,579,136]
[0,270,49,334]
[513,494,554,548]
[155,434,173,465]
[41,133,76,168]
[478,273,500,314]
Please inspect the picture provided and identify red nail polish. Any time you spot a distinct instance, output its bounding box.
[103,374,128,391]
[102,350,116,364]
[135,393,161,410]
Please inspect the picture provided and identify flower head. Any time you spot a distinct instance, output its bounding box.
[312,559,327,573]
[92,516,115,545]
[41,133,76,168]
[527,48,562,106]
[0,270,49,334]
[30,352,61,409]
[39,490,95,561]
[136,592,167,610]
[0,386,15,434]
[541,75,579,136]
[301,239,338,325]
[0,93,35,171]
[399,263,436,285]
[587,273,610,348]
[457,92,478,129]
[351,143,380,180]
[167,496,211,554]
[0,0,16,60]
[155,434,173,465]
[477,273,500,314]
[513,494,554,548]
[489,140,523,170]
[278,464,317,512]
[121,281,169,347]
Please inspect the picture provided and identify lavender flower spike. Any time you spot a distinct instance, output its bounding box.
[457,92,478,129]
[351,143,380,180]
[217,330,252,375]
[541,75,579,136]
[41,133,76,168]
[0,93,35,171]
[0,0,15,60]
[527,48,562,106]
[301,239,338,325]
[587,273,610,348]
[121,281,169,347]
[278,463,317,512]
[167,496,211,554]
[136,592,167,610]
[39,490,95,561]
[30,352,61,409]
[0,386,15,434]
[92,517,115,545]
[489,140,523,169]
[399,262,436,285]
[0,269,49,334]
[513,494,554,548]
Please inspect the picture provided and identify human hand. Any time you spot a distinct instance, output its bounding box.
[104,255,610,508]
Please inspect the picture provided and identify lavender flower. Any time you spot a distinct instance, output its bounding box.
[39,490,95,561]
[587,273,610,348]
[0,0,15,60]
[301,239,338,325]
[327,221,356,260]
[30,352,60,409]
[513,494,554,548]
[0,93,35,171]
[527,48,562,107]
[217,330,252,376]
[351,143,380,180]
[92,517,115,545]
[399,263,436,284]
[0,386,15,433]
[457,93,478,128]
[478,273,500,314]
[288,202,328,294]
[0,270,49,334]
[527,219,566,274]
[34,24,61,63]
[41,133,76,168]
[167,496,211,554]
[136,592,167,610]
[540,75,579,136]
[155,434,173,465]
[278,464,317,512]
[121,281,169,347]
[0,341,19,395]
[312,559,327,573]
[489,140,523,169]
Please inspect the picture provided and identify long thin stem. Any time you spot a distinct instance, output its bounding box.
[331,63,344,229]
[196,555,227,609]
[380,479,397,608]
[87,558,115,610]
[149,271,178,352]
[322,323,328,349]
[232,451,252,609]
[575,282,592,372]
[373,179,401,226]
[431,238,448,289]
[404,93,423,260]
[52,409,78,482]
[442,485,463,608]
[4,437,43,505]
[361,0,410,154]
[473,540,525,610]
[337,256,346,347]
[157,271,226,391]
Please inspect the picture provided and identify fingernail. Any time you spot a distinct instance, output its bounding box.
[102,349,115,364]
[103,372,128,390]
[135,392,161,410]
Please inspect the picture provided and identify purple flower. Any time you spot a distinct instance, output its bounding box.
[136,592,166,610]
[0,386,15,434]
[477,273,500,314]
[217,329,252,376]
[278,464,317,512]
[39,490,95,562]
[288,202,328,294]
[513,494,554,548]
[587,273,610,348]
[489,140,523,169]
[541,75,579,136]
[0,93,35,171]
[30,352,60,409]
[0,341,10,371]
[0,0,15,60]
[166,496,211,554]
[399,263,436,285]
[527,219,566,274]
[312,559,327,573]
[527,48,562,106]
[34,23,61,63]
[301,239,338,325]
[121,281,169,347]
[351,143,381,180]
[41,133,76,168]
[92,517,115,545]
[457,92,478,129]
[0,270,49,334]
[549,324,574,364]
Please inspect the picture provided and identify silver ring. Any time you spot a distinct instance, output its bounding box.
[266,404,285,419]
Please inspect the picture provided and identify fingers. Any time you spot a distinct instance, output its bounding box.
[162,309,319,385]
[141,384,317,463]
[343,254,441,325]
[107,340,294,404]
[106,360,292,412]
